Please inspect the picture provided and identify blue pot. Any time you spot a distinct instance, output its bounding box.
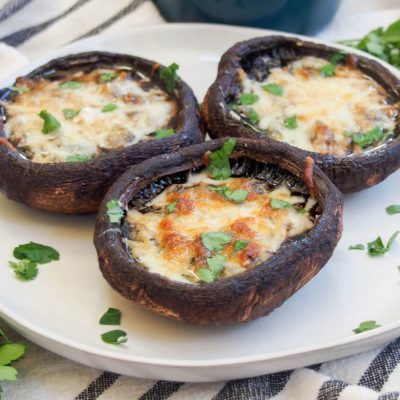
[153,0,340,35]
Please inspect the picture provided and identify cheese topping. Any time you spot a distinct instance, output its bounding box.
[235,56,398,156]
[3,68,177,163]
[125,172,316,284]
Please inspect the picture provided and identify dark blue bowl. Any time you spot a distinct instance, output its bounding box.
[154,0,339,35]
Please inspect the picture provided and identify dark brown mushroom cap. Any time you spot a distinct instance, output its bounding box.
[0,51,203,214]
[201,35,400,193]
[94,138,343,325]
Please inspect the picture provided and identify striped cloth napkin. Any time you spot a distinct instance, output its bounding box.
[1,0,400,399]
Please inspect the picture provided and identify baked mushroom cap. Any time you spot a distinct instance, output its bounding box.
[202,35,400,193]
[94,138,343,325]
[0,51,203,213]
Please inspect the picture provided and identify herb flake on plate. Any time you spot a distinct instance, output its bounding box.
[101,330,127,345]
[99,308,121,325]
[353,320,381,334]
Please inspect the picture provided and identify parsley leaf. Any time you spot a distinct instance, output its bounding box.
[367,230,399,256]
[201,232,232,252]
[8,85,30,94]
[59,81,82,89]
[239,93,259,105]
[99,72,117,82]
[298,207,308,215]
[63,108,80,120]
[198,254,227,283]
[38,110,61,134]
[208,138,236,180]
[13,242,59,264]
[101,330,127,345]
[166,199,178,213]
[262,83,283,96]
[197,268,214,283]
[233,240,249,252]
[349,244,365,250]
[345,127,384,148]
[271,199,292,209]
[159,63,179,94]
[66,154,92,162]
[99,308,121,325]
[246,109,260,125]
[386,205,400,215]
[106,199,124,224]
[353,320,381,334]
[340,19,400,70]
[155,128,175,139]
[9,260,38,280]
[206,254,227,276]
[284,115,297,129]
[101,103,118,113]
[210,186,248,203]
[0,343,26,366]
[0,366,18,381]
[319,64,336,77]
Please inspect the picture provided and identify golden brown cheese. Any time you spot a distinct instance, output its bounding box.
[3,68,177,163]
[125,172,316,284]
[236,56,398,156]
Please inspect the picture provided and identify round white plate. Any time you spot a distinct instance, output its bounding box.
[1,24,400,382]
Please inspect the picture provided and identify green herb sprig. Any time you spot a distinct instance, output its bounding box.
[8,242,59,281]
[367,230,399,256]
[353,320,381,334]
[209,186,248,204]
[155,128,175,139]
[159,63,179,94]
[345,127,384,148]
[208,138,236,180]
[340,19,400,70]
[0,328,26,396]
[262,83,283,96]
[106,200,124,224]
[38,110,61,134]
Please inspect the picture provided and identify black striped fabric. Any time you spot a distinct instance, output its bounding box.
[74,372,120,400]
[0,0,32,23]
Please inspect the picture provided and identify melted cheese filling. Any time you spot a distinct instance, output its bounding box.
[125,172,316,284]
[237,56,398,156]
[4,68,176,163]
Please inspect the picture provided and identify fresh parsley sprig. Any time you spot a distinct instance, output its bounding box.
[339,19,400,70]
[106,200,124,224]
[367,231,399,256]
[159,63,179,95]
[353,320,381,334]
[207,139,236,180]
[0,327,26,397]
[38,110,61,134]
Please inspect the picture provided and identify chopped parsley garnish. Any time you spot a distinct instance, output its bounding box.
[13,242,59,264]
[201,232,232,252]
[155,128,175,139]
[246,109,260,125]
[66,154,92,162]
[233,240,249,252]
[367,230,399,256]
[166,199,178,213]
[63,108,81,120]
[101,103,118,113]
[99,308,121,325]
[339,19,400,70]
[349,244,365,250]
[59,80,82,89]
[9,260,38,280]
[159,62,179,94]
[298,207,308,215]
[239,93,259,105]
[38,110,61,134]
[208,138,236,180]
[99,72,117,82]
[319,52,346,77]
[262,83,283,96]
[345,127,384,148]
[284,115,298,129]
[0,329,26,393]
[386,205,400,215]
[9,242,59,281]
[101,330,127,345]
[106,199,124,224]
[353,320,381,334]
[227,103,238,112]
[198,254,227,283]
[8,85,30,94]
[271,199,292,209]
[210,186,248,204]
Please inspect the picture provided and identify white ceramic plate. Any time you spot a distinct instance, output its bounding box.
[1,24,400,382]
